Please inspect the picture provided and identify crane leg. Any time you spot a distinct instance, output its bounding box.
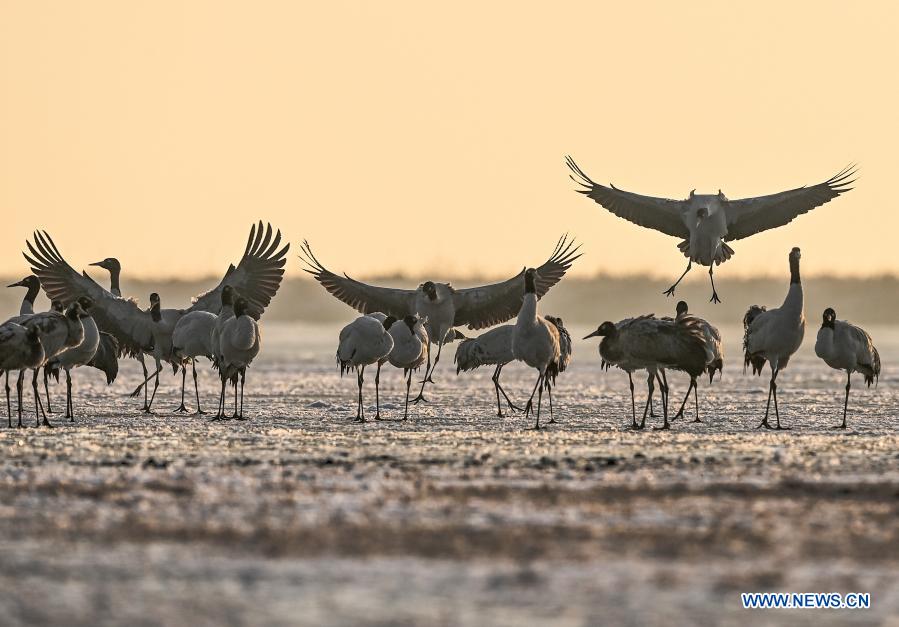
[235,369,247,420]
[673,378,701,421]
[374,362,383,420]
[16,371,25,428]
[65,369,73,421]
[33,369,51,428]
[354,365,366,423]
[708,264,722,304]
[493,364,504,417]
[421,339,444,386]
[139,354,150,411]
[663,260,692,297]
[757,366,788,430]
[832,372,850,430]
[545,379,556,424]
[672,380,691,420]
[412,339,432,404]
[523,372,543,426]
[130,367,162,402]
[147,370,161,414]
[5,372,11,429]
[526,373,545,430]
[627,372,638,429]
[175,365,189,413]
[43,368,52,414]
[211,376,227,421]
[653,371,671,430]
[403,368,412,421]
[493,364,522,416]
[230,376,239,419]
[639,372,654,430]
[192,359,205,415]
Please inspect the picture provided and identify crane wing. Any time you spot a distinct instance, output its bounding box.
[24,231,154,356]
[187,222,290,320]
[724,166,856,241]
[299,241,416,318]
[451,235,581,331]
[566,156,690,239]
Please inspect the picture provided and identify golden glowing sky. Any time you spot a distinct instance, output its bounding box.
[1,2,896,280]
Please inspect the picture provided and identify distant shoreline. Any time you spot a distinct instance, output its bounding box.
[4,274,897,326]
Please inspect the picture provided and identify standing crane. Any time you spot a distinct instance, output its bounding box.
[743,247,806,430]
[814,308,881,430]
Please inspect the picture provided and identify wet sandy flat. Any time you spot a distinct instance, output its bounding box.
[0,323,897,626]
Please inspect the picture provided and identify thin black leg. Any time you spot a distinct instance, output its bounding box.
[412,338,432,404]
[833,372,851,430]
[140,354,150,411]
[495,363,522,413]
[654,370,671,431]
[639,371,654,430]
[546,381,556,424]
[708,264,721,304]
[5,371,11,429]
[192,359,205,415]
[672,379,694,420]
[175,366,188,413]
[65,369,73,422]
[16,371,25,428]
[526,373,545,430]
[663,260,692,297]
[33,369,51,427]
[627,371,637,429]
[403,369,412,421]
[44,368,52,414]
[493,364,504,417]
[236,369,246,420]
[374,361,382,420]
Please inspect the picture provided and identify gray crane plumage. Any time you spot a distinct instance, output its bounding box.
[0,323,44,428]
[301,236,580,404]
[567,157,854,303]
[814,308,881,430]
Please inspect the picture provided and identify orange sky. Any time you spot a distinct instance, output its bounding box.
[1,2,896,280]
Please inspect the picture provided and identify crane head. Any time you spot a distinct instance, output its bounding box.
[420,281,438,301]
[584,321,616,339]
[822,307,836,328]
[7,275,40,290]
[89,258,121,272]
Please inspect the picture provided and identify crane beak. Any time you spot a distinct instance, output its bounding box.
[7,280,25,288]
[583,330,600,340]
[88,261,104,267]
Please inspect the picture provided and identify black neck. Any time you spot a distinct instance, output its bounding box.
[524,274,536,294]
[151,304,161,322]
[109,267,121,294]
[789,257,801,285]
[24,282,39,305]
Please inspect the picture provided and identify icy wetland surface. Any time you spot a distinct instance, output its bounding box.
[1,322,897,626]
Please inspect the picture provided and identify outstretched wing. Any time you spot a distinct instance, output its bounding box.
[567,156,690,239]
[300,240,416,318]
[725,166,856,241]
[188,222,290,319]
[24,231,154,357]
[452,235,581,331]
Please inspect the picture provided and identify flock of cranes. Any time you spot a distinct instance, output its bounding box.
[0,223,287,426]
[0,160,883,431]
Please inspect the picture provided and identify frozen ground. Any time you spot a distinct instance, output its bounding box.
[0,322,897,626]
